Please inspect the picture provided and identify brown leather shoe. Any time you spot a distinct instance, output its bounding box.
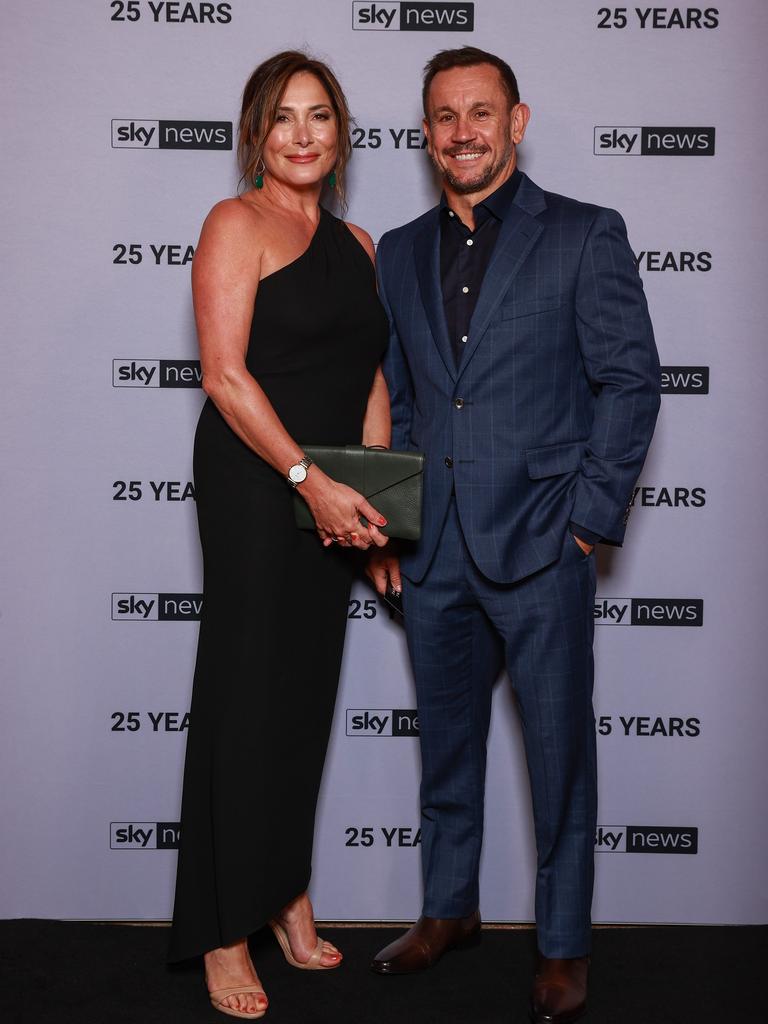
[529,954,589,1023]
[371,912,481,974]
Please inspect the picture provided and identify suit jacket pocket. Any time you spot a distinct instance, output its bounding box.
[500,296,562,320]
[526,440,586,480]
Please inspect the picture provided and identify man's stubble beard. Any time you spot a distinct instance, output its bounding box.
[436,136,515,195]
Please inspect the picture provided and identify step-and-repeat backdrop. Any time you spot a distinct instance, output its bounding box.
[2,1,767,926]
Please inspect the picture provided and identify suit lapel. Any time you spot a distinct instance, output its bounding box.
[414,210,456,382]
[456,176,547,383]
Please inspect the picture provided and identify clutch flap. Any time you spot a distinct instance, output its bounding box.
[363,449,425,498]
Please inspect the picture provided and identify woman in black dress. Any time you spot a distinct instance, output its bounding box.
[169,52,390,1018]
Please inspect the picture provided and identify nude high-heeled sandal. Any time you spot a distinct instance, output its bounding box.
[268,919,342,970]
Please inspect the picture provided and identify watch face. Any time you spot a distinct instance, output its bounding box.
[288,464,308,484]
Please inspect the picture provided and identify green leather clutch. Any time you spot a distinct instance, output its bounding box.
[293,445,425,541]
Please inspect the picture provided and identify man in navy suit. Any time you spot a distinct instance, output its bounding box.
[367,47,660,1023]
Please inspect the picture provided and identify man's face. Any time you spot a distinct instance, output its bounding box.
[423,64,529,195]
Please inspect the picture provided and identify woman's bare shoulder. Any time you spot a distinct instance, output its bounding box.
[195,198,273,270]
[192,200,269,290]
[201,196,265,236]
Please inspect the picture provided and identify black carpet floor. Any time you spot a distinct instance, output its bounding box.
[2,920,765,1024]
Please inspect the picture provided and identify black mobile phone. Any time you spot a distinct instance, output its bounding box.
[381,587,404,616]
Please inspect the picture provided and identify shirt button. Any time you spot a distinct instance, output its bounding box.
[454,398,464,409]
[444,456,454,468]
[466,239,474,246]
[448,211,455,217]
[462,286,469,294]
[461,335,468,343]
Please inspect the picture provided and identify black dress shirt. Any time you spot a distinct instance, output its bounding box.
[438,169,601,548]
[440,168,521,369]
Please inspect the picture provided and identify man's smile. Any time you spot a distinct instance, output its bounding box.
[446,146,489,164]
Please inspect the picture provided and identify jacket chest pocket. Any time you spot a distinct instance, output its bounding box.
[494,296,564,355]
[500,296,562,320]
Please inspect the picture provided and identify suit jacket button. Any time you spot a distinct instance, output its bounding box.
[454,398,464,409]
[445,457,454,468]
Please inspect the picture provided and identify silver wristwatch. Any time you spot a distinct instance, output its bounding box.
[286,455,313,488]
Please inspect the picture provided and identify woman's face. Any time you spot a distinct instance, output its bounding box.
[261,71,338,190]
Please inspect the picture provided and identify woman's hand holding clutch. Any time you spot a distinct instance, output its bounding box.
[297,470,389,551]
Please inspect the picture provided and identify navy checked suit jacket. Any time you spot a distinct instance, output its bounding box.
[377,173,661,585]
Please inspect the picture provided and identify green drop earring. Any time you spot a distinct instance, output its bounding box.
[254,158,265,190]
[328,169,337,190]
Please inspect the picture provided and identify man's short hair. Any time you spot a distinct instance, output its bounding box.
[422,46,520,116]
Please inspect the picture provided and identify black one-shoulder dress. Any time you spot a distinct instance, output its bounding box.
[169,207,388,961]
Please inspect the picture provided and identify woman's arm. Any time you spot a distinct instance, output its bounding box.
[193,199,306,474]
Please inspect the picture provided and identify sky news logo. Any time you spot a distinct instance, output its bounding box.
[110,822,180,849]
[352,2,473,30]
[594,126,715,156]
[661,366,709,394]
[346,709,419,736]
[111,119,232,149]
[111,593,203,621]
[595,599,703,626]
[595,826,698,854]
[113,359,202,388]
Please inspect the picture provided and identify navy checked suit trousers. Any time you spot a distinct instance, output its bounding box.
[404,498,597,958]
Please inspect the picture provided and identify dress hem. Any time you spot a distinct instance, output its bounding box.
[167,874,312,964]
